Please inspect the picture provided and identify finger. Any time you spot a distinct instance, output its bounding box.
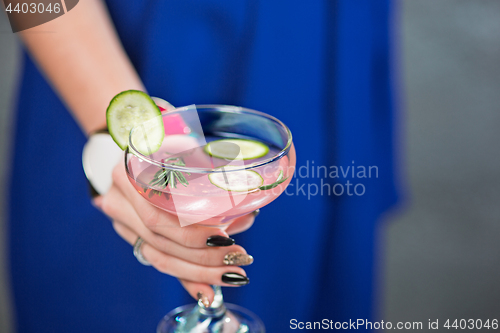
[111,219,138,246]
[150,241,251,267]
[112,221,216,307]
[179,279,214,307]
[225,212,256,236]
[91,195,104,213]
[105,186,251,266]
[92,196,103,208]
[109,165,230,248]
[102,177,229,249]
[140,241,250,286]
[111,163,182,229]
[113,202,251,266]
[113,220,249,286]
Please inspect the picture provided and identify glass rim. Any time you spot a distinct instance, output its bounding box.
[127,104,293,174]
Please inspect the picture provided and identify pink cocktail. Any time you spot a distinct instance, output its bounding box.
[125,105,295,333]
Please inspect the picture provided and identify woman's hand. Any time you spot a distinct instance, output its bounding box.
[94,163,256,306]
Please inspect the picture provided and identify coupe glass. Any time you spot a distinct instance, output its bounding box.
[125,105,295,333]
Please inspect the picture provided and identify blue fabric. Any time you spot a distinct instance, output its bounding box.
[8,1,398,332]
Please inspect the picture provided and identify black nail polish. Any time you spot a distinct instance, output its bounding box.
[222,272,249,285]
[206,235,235,247]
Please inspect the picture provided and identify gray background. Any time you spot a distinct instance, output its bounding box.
[382,0,500,328]
[0,0,499,331]
[0,7,18,333]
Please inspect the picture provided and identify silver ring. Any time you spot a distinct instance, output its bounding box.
[133,237,151,266]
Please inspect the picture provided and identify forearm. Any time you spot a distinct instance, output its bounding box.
[19,0,144,135]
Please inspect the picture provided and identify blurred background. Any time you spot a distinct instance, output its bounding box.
[1,1,499,331]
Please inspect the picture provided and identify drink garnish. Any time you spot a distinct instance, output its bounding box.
[106,90,164,154]
[145,157,190,197]
[204,139,269,160]
[208,167,264,192]
[208,168,288,192]
[258,170,288,190]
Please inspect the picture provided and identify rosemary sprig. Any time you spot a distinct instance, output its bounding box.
[145,157,190,198]
[259,170,288,190]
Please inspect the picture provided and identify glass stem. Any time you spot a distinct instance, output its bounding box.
[211,285,224,308]
[198,285,226,317]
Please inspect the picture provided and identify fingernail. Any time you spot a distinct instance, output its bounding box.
[222,272,249,285]
[223,252,254,266]
[252,209,260,217]
[206,235,235,247]
[197,291,210,308]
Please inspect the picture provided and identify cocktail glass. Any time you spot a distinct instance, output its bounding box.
[125,105,295,333]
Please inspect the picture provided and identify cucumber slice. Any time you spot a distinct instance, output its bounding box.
[204,139,269,160]
[208,167,264,192]
[106,90,164,154]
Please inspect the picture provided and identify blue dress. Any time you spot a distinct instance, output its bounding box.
[9,1,398,332]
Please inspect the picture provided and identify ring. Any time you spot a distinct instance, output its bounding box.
[133,237,151,266]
